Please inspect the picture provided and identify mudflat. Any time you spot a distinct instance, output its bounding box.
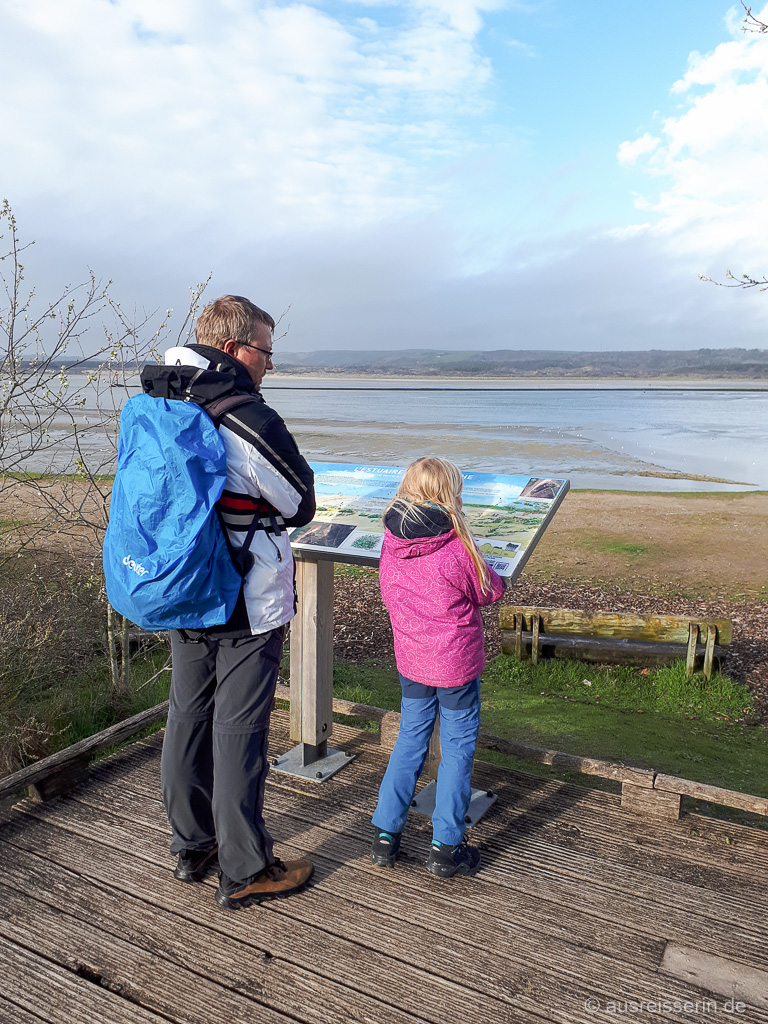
[531,489,768,601]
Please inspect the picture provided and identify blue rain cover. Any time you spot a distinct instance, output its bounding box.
[103,394,242,630]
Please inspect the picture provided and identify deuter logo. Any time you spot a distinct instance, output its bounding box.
[123,555,150,577]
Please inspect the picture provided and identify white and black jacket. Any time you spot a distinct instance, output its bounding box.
[140,344,315,637]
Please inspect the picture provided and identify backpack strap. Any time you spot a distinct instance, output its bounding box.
[203,393,282,577]
[204,393,257,423]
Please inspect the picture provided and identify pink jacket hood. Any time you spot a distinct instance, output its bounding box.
[383,529,456,560]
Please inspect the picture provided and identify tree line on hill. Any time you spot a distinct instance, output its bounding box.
[271,348,768,379]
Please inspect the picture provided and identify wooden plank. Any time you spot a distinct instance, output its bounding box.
[2,816,740,1024]
[85,723,768,895]
[289,558,334,746]
[655,774,768,817]
[20,723,768,920]
[0,995,52,1024]
[622,782,681,820]
[500,630,723,668]
[703,623,717,679]
[0,702,168,805]
[686,623,698,677]
[531,612,540,665]
[660,943,768,1010]
[426,717,441,781]
[0,834,549,1024]
[96,723,768,884]
[380,711,400,752]
[499,607,733,644]
[9,764,768,1014]
[0,815,664,980]
[0,873,430,1024]
[1,935,169,1024]
[26,774,768,943]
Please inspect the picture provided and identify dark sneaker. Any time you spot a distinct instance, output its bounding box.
[215,858,314,909]
[173,845,218,883]
[425,839,481,879]
[370,830,402,868]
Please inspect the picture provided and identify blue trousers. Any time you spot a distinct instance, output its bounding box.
[372,675,481,846]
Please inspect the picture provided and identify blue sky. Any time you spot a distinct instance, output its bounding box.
[1,0,767,352]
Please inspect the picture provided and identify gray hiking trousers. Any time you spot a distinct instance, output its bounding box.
[161,627,284,885]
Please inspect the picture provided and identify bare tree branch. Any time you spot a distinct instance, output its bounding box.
[741,2,768,33]
[699,269,768,291]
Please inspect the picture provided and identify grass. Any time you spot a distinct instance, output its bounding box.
[325,654,768,806]
[575,537,648,558]
[334,563,376,580]
[1,645,172,773]
[0,551,171,773]
[480,656,766,798]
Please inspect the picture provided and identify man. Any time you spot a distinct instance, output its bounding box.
[140,295,316,909]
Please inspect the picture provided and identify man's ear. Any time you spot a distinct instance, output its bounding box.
[222,339,239,357]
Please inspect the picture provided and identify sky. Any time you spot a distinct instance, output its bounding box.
[2,0,768,353]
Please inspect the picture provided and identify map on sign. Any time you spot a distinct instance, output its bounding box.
[289,463,569,580]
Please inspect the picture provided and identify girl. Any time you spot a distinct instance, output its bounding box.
[371,457,505,878]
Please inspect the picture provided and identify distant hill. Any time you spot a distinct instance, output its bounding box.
[273,347,768,379]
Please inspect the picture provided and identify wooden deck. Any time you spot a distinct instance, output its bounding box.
[2,710,768,1024]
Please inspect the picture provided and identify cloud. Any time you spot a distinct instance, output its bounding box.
[0,0,496,241]
[618,5,768,273]
[617,133,660,167]
[3,0,768,357]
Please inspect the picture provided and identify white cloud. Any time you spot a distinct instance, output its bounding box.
[617,133,661,167]
[0,0,495,240]
[619,6,768,273]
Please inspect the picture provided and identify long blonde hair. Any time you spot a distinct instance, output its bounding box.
[385,457,491,593]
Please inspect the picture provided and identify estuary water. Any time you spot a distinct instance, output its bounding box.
[262,378,767,492]
[14,374,768,492]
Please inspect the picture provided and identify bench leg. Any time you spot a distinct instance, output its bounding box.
[531,614,540,665]
[685,623,698,678]
[703,624,716,680]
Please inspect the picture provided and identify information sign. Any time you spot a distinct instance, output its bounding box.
[289,463,569,580]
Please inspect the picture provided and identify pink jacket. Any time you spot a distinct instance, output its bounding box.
[379,527,505,687]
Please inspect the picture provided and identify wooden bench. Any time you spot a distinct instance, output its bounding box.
[499,606,733,679]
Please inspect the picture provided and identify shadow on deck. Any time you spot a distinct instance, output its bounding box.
[2,710,768,1024]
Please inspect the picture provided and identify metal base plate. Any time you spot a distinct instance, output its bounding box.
[409,782,498,827]
[270,744,355,782]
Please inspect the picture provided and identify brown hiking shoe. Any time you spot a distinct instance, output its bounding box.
[215,857,314,909]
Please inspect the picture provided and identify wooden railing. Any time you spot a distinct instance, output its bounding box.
[3,688,767,824]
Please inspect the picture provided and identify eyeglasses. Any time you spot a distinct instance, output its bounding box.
[235,340,274,360]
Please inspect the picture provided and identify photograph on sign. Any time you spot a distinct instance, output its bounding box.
[289,463,569,578]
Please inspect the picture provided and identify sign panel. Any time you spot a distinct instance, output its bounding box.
[289,462,569,580]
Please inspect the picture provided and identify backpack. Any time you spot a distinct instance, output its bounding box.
[103,392,259,631]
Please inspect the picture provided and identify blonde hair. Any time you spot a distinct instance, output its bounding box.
[385,457,491,593]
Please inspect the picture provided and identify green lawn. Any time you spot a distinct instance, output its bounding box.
[329,654,768,803]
